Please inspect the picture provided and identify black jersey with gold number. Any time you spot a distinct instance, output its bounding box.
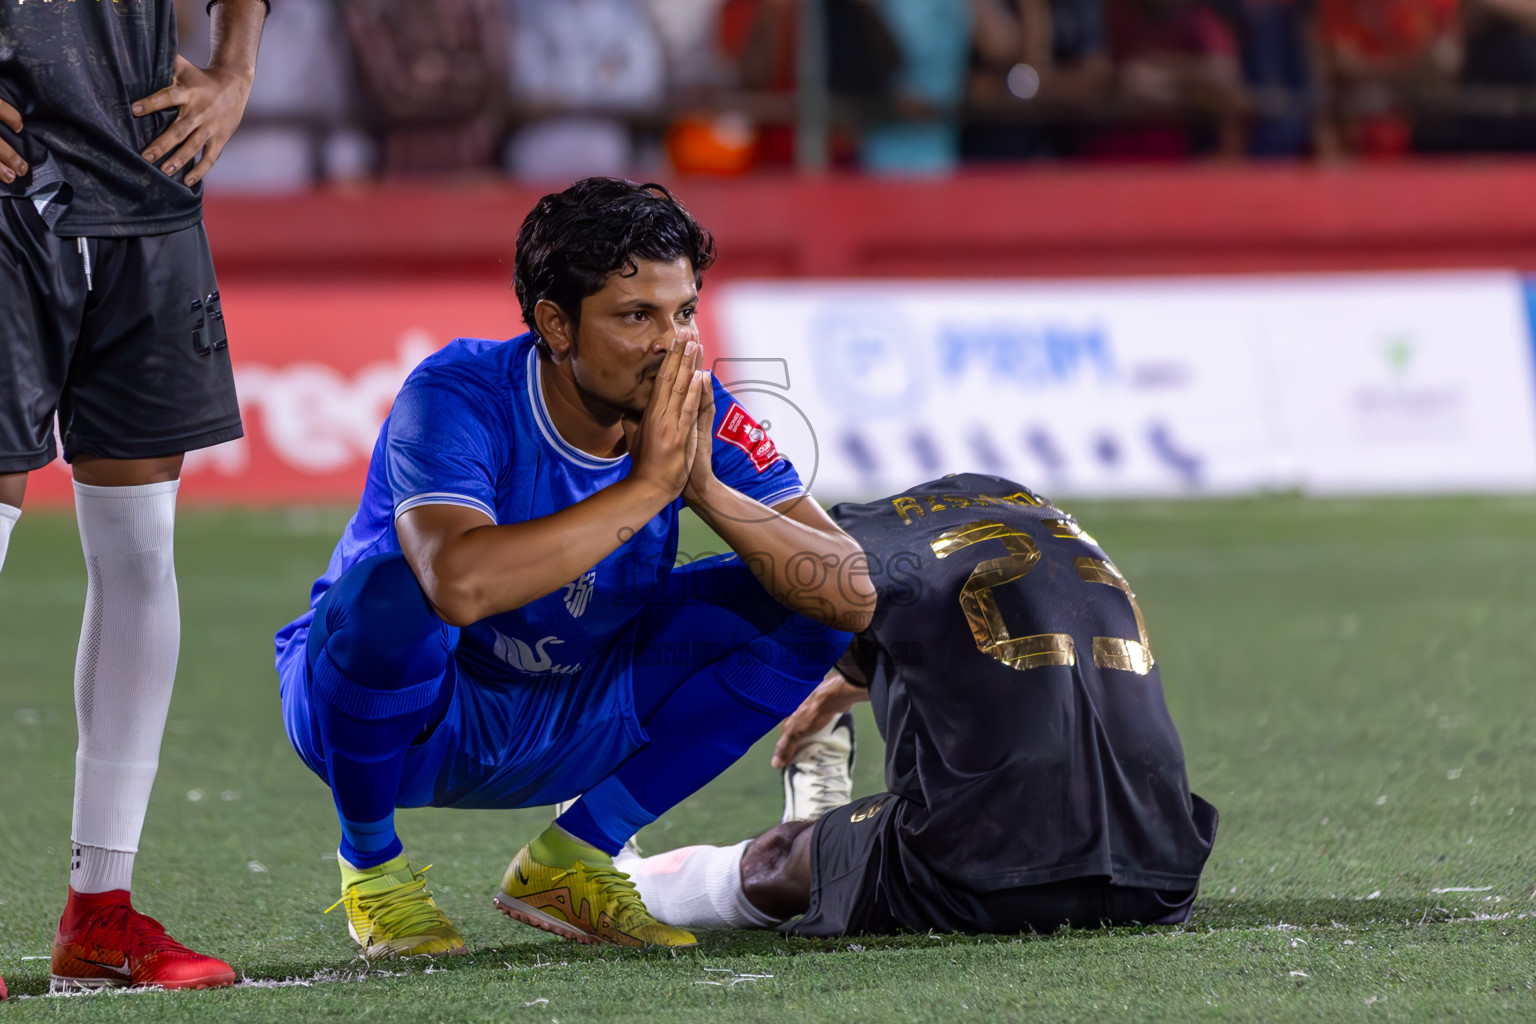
[829,474,1214,893]
[0,0,199,236]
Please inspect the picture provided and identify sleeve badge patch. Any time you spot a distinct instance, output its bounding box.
[715,402,781,473]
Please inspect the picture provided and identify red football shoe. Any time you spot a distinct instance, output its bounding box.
[50,888,236,992]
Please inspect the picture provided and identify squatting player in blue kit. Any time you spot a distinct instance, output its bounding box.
[274,178,874,955]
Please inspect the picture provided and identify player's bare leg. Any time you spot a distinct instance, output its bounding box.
[51,454,235,991]
[618,821,815,929]
[0,470,25,507]
[740,822,815,920]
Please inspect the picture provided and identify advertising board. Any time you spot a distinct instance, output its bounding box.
[717,273,1536,499]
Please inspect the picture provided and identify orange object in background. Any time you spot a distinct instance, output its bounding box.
[667,114,759,176]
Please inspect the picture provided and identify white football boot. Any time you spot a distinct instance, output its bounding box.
[781,712,856,823]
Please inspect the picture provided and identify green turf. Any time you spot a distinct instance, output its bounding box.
[2,497,1535,1021]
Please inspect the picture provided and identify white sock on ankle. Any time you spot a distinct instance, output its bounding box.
[69,479,181,894]
[0,502,19,573]
[618,840,781,930]
[71,843,135,893]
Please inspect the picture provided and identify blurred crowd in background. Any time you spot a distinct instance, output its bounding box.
[182,0,1536,188]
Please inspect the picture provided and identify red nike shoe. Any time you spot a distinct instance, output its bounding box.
[50,888,236,991]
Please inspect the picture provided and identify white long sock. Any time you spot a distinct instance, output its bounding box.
[0,502,19,572]
[617,840,781,930]
[70,480,181,894]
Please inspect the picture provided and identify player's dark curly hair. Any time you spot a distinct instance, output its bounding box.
[513,178,716,347]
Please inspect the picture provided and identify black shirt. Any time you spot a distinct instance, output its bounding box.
[831,473,1214,893]
[0,0,200,236]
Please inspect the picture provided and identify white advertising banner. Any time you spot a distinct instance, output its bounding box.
[715,272,1536,499]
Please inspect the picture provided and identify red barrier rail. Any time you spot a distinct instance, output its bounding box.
[22,160,1536,506]
[207,160,1536,281]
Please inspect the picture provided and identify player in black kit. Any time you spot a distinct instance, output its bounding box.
[619,474,1217,936]
[0,0,267,995]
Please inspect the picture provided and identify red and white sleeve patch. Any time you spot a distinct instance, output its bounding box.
[714,402,781,473]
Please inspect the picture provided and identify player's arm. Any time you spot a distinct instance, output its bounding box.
[397,340,707,628]
[683,388,875,631]
[771,664,870,768]
[131,0,269,186]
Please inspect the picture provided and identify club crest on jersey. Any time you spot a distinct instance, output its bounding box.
[715,403,780,473]
[491,629,582,676]
[563,570,596,618]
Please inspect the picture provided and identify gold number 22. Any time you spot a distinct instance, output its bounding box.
[930,518,1155,675]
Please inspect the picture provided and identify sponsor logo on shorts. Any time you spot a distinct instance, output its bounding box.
[190,291,228,356]
[849,798,890,823]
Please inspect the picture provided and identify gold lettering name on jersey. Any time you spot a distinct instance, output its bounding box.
[891,491,1042,526]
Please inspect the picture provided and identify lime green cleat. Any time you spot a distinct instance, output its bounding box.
[326,853,468,960]
[493,836,696,948]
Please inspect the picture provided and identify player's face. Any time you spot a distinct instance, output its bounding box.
[571,257,701,416]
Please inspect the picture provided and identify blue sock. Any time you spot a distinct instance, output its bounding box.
[557,622,848,854]
[308,554,457,871]
[313,652,443,869]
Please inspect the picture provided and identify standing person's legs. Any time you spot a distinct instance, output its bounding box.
[49,223,242,990]
[65,455,182,899]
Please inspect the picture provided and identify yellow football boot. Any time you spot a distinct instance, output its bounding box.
[493,831,696,948]
[326,853,467,960]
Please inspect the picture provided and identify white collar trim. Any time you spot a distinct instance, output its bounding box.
[527,346,629,470]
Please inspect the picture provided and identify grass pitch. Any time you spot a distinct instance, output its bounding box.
[2,496,1535,1022]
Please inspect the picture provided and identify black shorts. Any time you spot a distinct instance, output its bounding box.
[0,197,242,473]
[788,793,1213,937]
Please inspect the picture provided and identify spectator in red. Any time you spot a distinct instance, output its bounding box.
[1078,0,1247,160]
[1313,0,1462,157]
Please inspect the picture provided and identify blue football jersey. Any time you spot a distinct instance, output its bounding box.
[274,334,804,687]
